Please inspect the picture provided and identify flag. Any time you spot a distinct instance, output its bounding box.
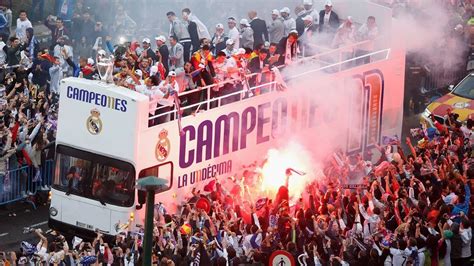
[40,53,55,63]
[20,241,36,256]
[80,255,97,265]
[72,236,83,249]
[272,67,288,91]
[286,168,306,176]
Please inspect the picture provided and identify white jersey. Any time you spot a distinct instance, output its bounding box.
[16,18,32,41]
[228,27,240,50]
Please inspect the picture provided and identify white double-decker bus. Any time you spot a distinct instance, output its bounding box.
[49,2,405,238]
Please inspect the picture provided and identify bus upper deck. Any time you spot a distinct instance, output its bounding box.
[50,1,405,236]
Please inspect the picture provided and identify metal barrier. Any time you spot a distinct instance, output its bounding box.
[0,160,55,208]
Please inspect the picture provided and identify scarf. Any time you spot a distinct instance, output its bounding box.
[285,39,298,65]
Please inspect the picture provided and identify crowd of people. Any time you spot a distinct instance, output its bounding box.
[1,0,383,125]
[0,0,472,265]
[1,111,473,266]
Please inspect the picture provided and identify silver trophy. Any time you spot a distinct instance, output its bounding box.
[96,49,114,83]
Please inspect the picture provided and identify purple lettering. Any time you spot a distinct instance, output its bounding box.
[100,95,107,107]
[214,112,240,157]
[115,98,120,110]
[257,102,271,144]
[66,86,73,98]
[196,120,213,164]
[179,126,195,168]
[240,107,256,150]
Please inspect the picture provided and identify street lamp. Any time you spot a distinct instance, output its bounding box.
[136,176,169,266]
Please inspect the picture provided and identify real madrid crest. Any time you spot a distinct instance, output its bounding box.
[155,129,170,162]
[86,108,103,135]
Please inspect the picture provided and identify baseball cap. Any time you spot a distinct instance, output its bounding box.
[87,58,95,65]
[228,17,236,23]
[135,69,143,77]
[303,0,313,5]
[280,7,290,14]
[325,0,333,6]
[226,39,235,45]
[168,71,176,77]
[142,38,151,44]
[216,23,224,29]
[240,19,250,26]
[272,9,280,16]
[303,15,313,21]
[155,35,166,42]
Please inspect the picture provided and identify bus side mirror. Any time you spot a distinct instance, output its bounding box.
[138,190,146,205]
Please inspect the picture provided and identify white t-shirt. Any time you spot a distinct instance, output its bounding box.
[228,27,240,50]
[324,11,331,25]
[16,18,32,41]
[156,80,179,107]
[135,84,162,114]
[36,243,48,263]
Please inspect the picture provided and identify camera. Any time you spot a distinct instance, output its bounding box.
[22,227,36,234]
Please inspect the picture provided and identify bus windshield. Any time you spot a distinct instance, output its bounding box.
[53,145,135,207]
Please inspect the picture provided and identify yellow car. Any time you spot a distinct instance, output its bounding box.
[420,73,474,127]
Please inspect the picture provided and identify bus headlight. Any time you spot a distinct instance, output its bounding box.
[49,207,58,217]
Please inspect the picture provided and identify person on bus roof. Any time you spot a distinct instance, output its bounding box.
[152,71,180,124]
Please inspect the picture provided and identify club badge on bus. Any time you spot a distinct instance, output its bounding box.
[86,108,103,135]
[155,129,170,161]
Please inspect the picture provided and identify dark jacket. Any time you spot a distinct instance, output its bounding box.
[277,37,298,65]
[143,48,158,63]
[31,58,52,87]
[187,20,200,52]
[318,10,340,32]
[248,56,267,74]
[250,18,268,48]
[89,29,108,47]
[4,44,23,66]
[211,34,228,55]
[44,19,68,46]
[296,15,305,37]
[78,19,95,41]
[158,44,170,76]
[248,56,269,86]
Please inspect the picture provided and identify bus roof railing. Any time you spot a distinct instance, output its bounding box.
[148,47,391,123]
